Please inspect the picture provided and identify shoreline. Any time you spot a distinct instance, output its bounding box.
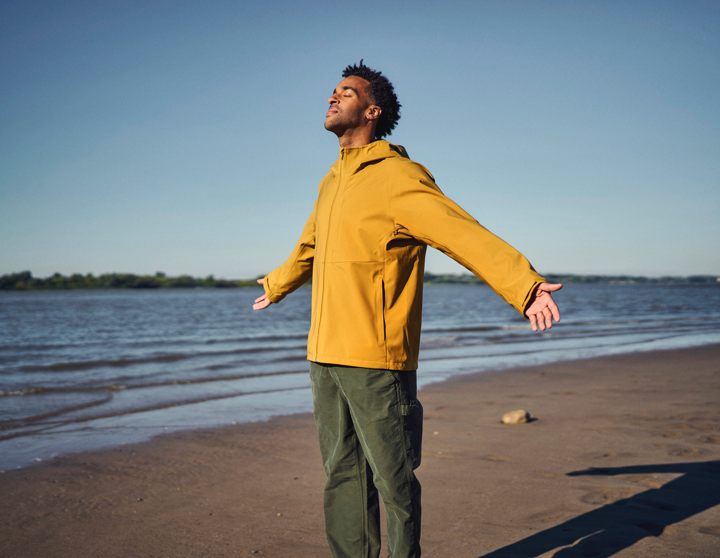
[4,336,719,473]
[2,344,719,557]
[4,282,720,473]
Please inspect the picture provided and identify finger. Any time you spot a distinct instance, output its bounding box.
[539,283,563,293]
[529,313,538,332]
[542,307,553,329]
[549,300,561,323]
[253,299,271,310]
[254,294,267,303]
[537,312,546,331]
[256,278,265,285]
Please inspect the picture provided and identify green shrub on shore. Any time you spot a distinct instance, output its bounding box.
[422,272,719,286]
[0,271,261,290]
[1,271,717,291]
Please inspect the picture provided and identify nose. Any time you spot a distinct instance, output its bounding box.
[328,92,339,105]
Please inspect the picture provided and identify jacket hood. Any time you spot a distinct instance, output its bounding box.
[332,140,409,177]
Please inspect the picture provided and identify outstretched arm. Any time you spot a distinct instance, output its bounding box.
[390,165,547,316]
[524,283,562,331]
[252,202,317,311]
[253,278,272,311]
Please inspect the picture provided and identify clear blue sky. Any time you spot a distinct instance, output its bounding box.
[1,0,718,279]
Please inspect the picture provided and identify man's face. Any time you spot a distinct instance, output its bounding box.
[325,76,374,137]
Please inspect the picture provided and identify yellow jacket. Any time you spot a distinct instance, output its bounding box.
[263,140,545,371]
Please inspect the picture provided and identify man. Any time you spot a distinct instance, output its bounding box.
[253,61,561,558]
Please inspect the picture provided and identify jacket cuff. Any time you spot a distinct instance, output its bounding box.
[506,273,546,318]
[262,272,286,303]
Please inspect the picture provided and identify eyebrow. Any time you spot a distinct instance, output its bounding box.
[332,86,358,96]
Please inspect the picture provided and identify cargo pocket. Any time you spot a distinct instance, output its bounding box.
[401,398,423,470]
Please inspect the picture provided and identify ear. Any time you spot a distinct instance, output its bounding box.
[366,105,382,121]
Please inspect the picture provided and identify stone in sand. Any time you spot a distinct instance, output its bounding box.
[502,410,531,424]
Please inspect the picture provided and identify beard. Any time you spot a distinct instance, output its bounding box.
[324,109,361,136]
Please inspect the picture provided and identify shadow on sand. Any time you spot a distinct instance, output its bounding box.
[478,460,720,557]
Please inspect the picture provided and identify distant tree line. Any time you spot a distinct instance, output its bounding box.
[543,273,719,285]
[423,272,719,285]
[0,271,259,290]
[1,271,717,291]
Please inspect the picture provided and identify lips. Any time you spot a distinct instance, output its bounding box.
[326,107,338,117]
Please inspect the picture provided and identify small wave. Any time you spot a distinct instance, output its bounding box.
[0,336,207,353]
[17,344,308,373]
[107,384,128,391]
[273,355,309,363]
[567,316,716,328]
[202,333,309,345]
[205,363,234,371]
[0,368,309,397]
[122,333,308,349]
[0,384,310,440]
[19,354,186,372]
[421,336,460,344]
[422,325,506,335]
[0,342,75,353]
[0,387,49,396]
[418,323,720,353]
[229,344,307,355]
[420,330,708,364]
[0,393,112,430]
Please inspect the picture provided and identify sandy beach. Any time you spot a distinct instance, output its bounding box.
[1,344,719,557]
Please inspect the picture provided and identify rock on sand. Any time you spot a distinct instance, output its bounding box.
[502,409,531,424]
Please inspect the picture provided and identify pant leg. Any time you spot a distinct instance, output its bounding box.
[310,362,382,558]
[312,363,423,558]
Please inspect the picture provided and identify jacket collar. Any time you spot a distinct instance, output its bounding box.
[331,140,409,177]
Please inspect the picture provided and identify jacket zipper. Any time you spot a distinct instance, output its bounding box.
[314,149,344,360]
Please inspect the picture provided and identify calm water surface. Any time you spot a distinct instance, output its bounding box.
[1,283,719,470]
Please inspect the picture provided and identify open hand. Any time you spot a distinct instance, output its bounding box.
[525,283,562,332]
[253,278,273,310]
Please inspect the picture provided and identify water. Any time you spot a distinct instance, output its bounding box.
[1,283,719,470]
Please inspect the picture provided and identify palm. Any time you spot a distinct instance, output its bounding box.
[525,283,562,332]
[253,278,273,310]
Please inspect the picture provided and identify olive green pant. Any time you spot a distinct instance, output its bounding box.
[310,362,423,558]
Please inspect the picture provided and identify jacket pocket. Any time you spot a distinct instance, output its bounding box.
[375,277,386,344]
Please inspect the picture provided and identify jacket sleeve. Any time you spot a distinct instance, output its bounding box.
[390,162,545,316]
[262,203,316,303]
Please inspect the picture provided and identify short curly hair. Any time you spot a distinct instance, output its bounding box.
[342,60,401,140]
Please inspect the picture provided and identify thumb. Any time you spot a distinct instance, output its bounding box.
[257,278,265,285]
[539,283,563,292]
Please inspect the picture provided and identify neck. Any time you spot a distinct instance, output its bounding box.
[336,125,376,148]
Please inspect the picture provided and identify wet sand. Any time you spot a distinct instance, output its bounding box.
[2,345,719,557]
